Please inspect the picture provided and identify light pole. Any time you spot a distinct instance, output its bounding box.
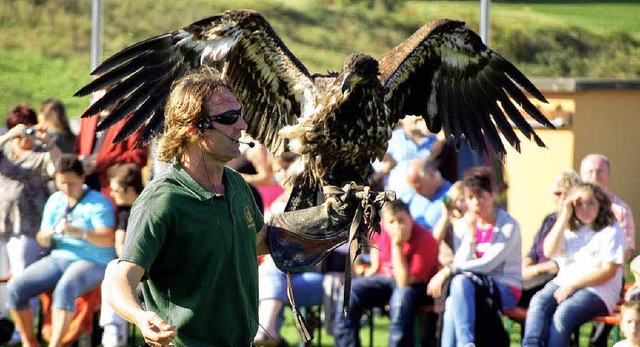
[90,0,102,72]
[480,0,490,45]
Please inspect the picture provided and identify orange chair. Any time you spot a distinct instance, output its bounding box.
[39,286,102,345]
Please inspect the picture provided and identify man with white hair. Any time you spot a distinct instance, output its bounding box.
[374,116,438,201]
[405,158,452,231]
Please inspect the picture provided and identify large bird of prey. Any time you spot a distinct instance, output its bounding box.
[76,9,554,210]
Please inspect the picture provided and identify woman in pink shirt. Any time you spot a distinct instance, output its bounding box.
[428,167,522,347]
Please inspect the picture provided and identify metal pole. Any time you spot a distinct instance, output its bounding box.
[480,0,490,45]
[90,0,102,72]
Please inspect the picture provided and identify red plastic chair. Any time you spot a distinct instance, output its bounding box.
[39,286,102,345]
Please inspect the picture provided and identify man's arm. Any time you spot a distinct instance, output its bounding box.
[256,225,269,256]
[106,261,176,347]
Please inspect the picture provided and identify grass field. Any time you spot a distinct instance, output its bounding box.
[0,0,638,121]
[276,307,622,347]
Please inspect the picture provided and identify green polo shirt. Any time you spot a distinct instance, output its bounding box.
[121,163,264,346]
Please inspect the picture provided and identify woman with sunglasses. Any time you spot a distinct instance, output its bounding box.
[522,182,625,347]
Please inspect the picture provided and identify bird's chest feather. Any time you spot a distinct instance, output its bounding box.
[314,89,389,164]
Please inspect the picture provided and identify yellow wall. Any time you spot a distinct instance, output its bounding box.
[505,129,574,255]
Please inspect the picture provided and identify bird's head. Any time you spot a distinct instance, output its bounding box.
[340,53,379,93]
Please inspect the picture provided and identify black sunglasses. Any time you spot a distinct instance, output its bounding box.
[209,109,242,125]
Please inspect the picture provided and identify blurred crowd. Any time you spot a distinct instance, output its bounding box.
[0,101,638,347]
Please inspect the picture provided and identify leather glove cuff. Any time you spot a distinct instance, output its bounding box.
[267,200,352,273]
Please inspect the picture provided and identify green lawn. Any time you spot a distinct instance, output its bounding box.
[1,0,638,121]
[277,308,623,346]
[0,49,91,121]
[403,1,640,38]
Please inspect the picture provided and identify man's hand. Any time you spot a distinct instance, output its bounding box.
[135,311,177,347]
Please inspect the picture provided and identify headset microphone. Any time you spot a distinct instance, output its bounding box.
[212,125,255,148]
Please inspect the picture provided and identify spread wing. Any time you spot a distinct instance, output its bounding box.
[75,9,317,154]
[379,18,554,159]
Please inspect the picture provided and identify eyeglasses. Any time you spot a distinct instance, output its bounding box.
[209,109,242,125]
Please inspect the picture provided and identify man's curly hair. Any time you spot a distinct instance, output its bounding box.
[157,67,227,162]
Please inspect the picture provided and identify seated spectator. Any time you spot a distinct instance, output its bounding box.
[0,104,64,344]
[405,158,452,231]
[614,300,640,347]
[38,99,76,154]
[580,154,635,259]
[522,183,625,347]
[519,170,581,307]
[7,155,115,347]
[580,154,635,347]
[253,152,323,347]
[432,180,465,266]
[100,163,144,347]
[427,167,521,347]
[625,256,640,302]
[75,87,148,199]
[106,163,144,257]
[334,200,440,347]
[254,255,324,347]
[373,116,438,201]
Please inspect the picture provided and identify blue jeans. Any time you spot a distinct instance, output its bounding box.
[258,257,324,331]
[522,282,608,347]
[7,255,106,312]
[258,257,324,305]
[440,274,517,347]
[333,275,429,347]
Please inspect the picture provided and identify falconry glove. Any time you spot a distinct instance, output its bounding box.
[267,185,357,274]
[267,183,395,342]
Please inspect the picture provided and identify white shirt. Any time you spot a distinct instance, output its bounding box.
[553,223,625,312]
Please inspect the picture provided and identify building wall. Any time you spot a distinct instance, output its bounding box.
[505,129,574,255]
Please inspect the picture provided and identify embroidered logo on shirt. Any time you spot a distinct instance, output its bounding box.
[245,206,255,229]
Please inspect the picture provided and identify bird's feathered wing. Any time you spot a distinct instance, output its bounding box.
[379,18,554,158]
[75,9,317,155]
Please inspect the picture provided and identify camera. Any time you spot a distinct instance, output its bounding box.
[22,127,36,138]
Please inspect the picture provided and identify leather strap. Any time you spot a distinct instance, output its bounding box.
[342,200,364,315]
[287,272,313,343]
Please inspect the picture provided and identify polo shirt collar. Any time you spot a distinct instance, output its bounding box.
[170,162,231,201]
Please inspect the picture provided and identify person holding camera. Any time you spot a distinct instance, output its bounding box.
[0,104,65,343]
[7,155,116,347]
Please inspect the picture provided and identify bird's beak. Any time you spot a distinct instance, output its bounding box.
[342,73,359,93]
